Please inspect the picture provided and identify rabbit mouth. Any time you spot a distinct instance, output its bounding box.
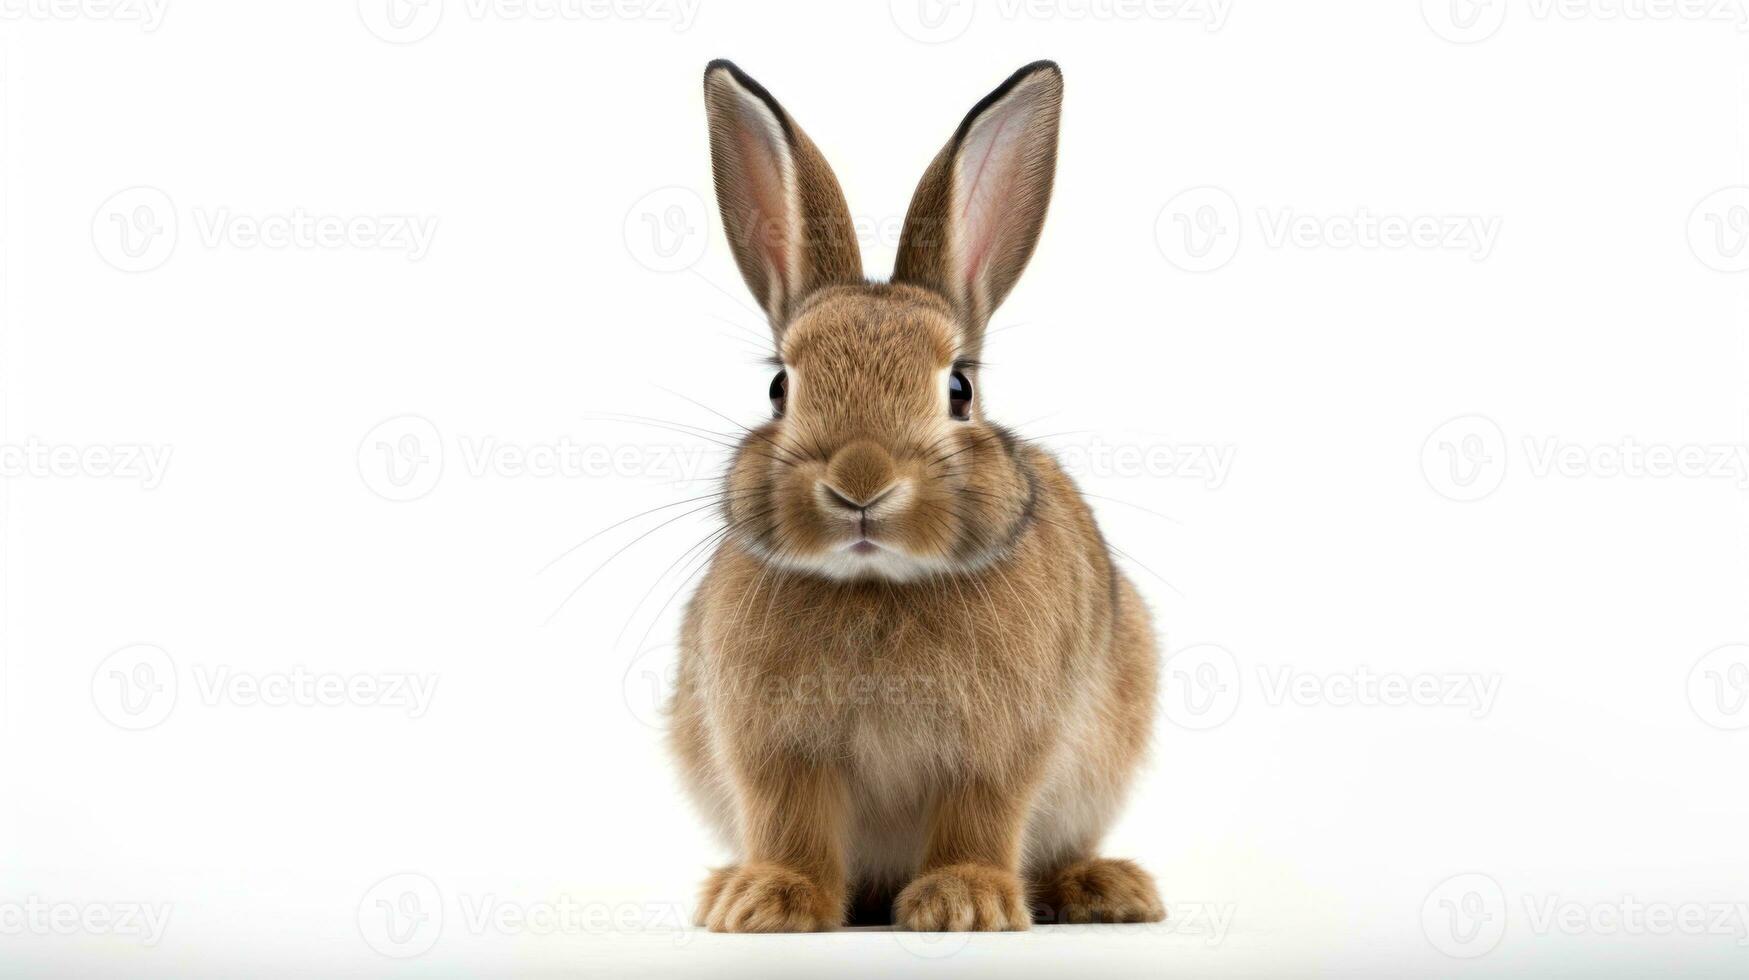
[755,531,959,584]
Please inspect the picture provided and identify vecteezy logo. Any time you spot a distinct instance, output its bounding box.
[357,415,444,502]
[358,872,443,958]
[1421,415,1508,502]
[1155,187,1241,272]
[889,0,976,43]
[1161,643,1242,730]
[1687,644,1749,731]
[91,644,178,730]
[892,922,974,958]
[622,645,678,730]
[357,0,444,43]
[623,187,709,273]
[1687,187,1749,273]
[1421,872,1506,957]
[1421,0,1507,43]
[92,187,177,273]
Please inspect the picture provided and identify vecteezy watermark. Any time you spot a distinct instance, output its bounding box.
[1254,207,1500,259]
[92,646,438,729]
[1517,434,1749,485]
[890,0,1230,44]
[357,872,688,957]
[91,644,179,731]
[1161,643,1243,730]
[455,437,711,482]
[624,186,710,273]
[1422,0,1749,44]
[1164,647,1504,730]
[1422,873,1509,958]
[1422,872,1749,958]
[1421,414,1749,502]
[625,648,952,731]
[622,196,942,269]
[93,186,438,272]
[1051,437,1236,488]
[358,415,444,502]
[359,873,443,958]
[0,0,168,30]
[1687,187,1749,272]
[1421,415,1509,502]
[1154,186,1242,273]
[0,898,173,947]
[357,0,701,43]
[358,414,720,503]
[1156,187,1501,272]
[1257,666,1502,718]
[1687,644,1749,731]
[190,665,438,718]
[893,925,976,958]
[1521,895,1749,945]
[0,438,172,489]
[622,644,675,730]
[456,895,690,944]
[190,208,437,259]
[91,187,177,273]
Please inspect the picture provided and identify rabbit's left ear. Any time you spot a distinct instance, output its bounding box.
[704,60,863,339]
[893,61,1063,351]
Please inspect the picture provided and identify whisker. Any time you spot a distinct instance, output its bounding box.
[538,487,757,575]
[584,411,743,442]
[1104,542,1187,599]
[628,534,729,659]
[929,431,1007,468]
[542,496,758,626]
[616,505,775,652]
[653,385,812,466]
[578,414,795,468]
[688,267,776,338]
[1079,492,1183,527]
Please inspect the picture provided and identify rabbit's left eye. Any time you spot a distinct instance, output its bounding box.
[948,370,972,420]
[769,369,787,418]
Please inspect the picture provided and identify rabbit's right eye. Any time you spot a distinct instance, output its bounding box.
[769,370,787,418]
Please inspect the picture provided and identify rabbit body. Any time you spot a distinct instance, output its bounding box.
[667,61,1164,932]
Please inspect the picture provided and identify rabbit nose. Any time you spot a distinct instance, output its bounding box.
[821,482,895,513]
[824,440,897,510]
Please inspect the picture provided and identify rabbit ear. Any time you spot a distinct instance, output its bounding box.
[893,61,1062,353]
[704,60,863,340]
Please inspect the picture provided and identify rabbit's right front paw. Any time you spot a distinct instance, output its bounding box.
[697,863,839,932]
[895,863,1030,931]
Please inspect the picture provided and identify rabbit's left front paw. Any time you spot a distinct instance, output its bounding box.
[1034,857,1166,924]
[700,863,839,932]
[895,863,1029,931]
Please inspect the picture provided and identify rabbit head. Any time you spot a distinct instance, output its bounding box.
[703,59,1063,582]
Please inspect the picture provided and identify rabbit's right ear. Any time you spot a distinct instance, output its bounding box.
[703,60,862,341]
[893,61,1063,355]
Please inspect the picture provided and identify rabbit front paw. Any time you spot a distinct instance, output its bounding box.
[696,863,840,933]
[895,863,1029,931]
[1034,857,1165,924]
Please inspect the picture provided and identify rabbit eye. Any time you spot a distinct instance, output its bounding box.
[948,370,972,420]
[769,369,787,418]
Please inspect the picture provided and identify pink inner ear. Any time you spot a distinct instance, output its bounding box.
[957,112,1017,297]
[953,96,1031,303]
[729,103,794,302]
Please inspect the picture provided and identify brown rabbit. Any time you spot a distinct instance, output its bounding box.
[668,59,1163,933]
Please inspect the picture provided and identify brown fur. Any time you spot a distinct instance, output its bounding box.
[674,61,1163,932]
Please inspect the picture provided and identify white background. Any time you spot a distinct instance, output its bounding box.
[2,1,1747,976]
